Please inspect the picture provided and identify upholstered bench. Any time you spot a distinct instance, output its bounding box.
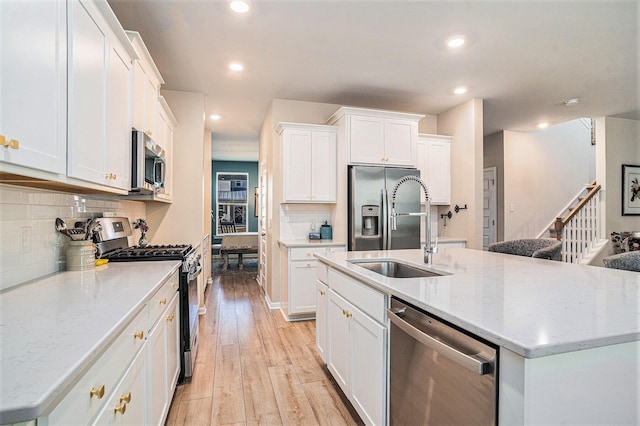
[220,233,259,271]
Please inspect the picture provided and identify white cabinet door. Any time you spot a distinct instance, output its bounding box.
[148,315,167,426]
[144,77,158,139]
[94,348,146,426]
[349,115,384,165]
[311,131,337,202]
[105,39,132,190]
[316,280,328,362]
[384,119,416,167]
[0,0,66,174]
[289,260,317,315]
[166,297,180,392]
[155,100,175,201]
[327,290,350,395]
[426,137,451,204]
[131,59,146,132]
[68,0,132,192]
[350,306,387,426]
[417,135,451,205]
[67,0,108,185]
[282,129,313,201]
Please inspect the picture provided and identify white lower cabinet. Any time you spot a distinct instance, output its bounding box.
[43,269,180,426]
[280,245,345,321]
[148,293,179,426]
[323,269,387,426]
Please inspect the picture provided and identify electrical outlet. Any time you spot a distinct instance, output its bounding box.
[21,227,32,254]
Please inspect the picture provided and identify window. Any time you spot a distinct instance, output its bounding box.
[216,172,248,233]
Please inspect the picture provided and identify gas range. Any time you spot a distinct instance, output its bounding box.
[103,244,193,262]
[93,216,201,383]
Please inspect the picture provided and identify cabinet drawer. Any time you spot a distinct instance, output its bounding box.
[290,247,326,261]
[328,269,386,324]
[47,304,148,425]
[93,345,146,425]
[290,245,345,261]
[149,271,179,329]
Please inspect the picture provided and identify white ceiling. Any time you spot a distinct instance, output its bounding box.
[108,0,639,162]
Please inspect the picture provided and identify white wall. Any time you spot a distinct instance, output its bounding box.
[0,184,145,290]
[147,90,206,248]
[502,119,595,240]
[595,117,640,260]
[437,99,484,249]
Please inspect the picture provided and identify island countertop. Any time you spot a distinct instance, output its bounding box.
[0,261,181,424]
[315,248,640,358]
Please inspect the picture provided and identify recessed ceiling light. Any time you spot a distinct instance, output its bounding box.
[454,86,467,95]
[210,114,221,121]
[564,98,579,106]
[537,122,549,129]
[229,62,244,71]
[230,1,250,13]
[446,36,466,48]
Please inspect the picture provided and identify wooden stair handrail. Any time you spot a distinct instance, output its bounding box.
[554,180,600,240]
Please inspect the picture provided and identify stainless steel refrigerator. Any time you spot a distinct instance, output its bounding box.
[348,165,421,251]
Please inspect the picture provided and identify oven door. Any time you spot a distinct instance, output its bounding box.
[179,261,202,383]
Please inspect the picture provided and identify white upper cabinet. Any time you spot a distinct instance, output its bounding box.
[127,31,164,142]
[155,96,177,202]
[67,0,137,192]
[327,107,424,168]
[0,0,67,175]
[417,134,452,205]
[278,122,338,203]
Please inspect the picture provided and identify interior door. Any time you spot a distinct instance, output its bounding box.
[483,167,498,250]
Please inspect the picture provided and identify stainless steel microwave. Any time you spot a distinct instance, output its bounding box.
[130,129,166,194]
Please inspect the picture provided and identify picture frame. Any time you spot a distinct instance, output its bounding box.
[622,164,640,215]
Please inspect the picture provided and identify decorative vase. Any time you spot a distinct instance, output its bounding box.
[139,232,148,247]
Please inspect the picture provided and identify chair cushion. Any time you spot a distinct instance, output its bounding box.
[488,239,562,261]
[602,251,640,272]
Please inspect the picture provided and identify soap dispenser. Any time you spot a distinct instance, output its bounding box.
[320,220,333,240]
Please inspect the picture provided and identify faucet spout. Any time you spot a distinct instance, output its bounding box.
[390,175,438,265]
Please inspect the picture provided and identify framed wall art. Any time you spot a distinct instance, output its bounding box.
[622,164,640,215]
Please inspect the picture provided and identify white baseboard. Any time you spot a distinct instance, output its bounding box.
[264,292,281,310]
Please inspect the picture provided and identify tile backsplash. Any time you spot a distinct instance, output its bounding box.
[0,184,146,290]
[279,204,331,240]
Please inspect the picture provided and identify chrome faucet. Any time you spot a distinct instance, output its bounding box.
[390,175,438,265]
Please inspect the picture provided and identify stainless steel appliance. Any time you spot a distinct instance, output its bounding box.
[388,298,497,425]
[95,217,202,383]
[130,129,166,195]
[348,165,421,251]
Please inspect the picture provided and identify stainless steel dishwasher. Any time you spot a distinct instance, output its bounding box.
[388,298,497,425]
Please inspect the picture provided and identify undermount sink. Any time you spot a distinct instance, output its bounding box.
[349,259,448,278]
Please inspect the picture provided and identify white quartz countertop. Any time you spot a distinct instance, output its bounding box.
[316,248,640,358]
[0,261,181,424]
[278,239,346,248]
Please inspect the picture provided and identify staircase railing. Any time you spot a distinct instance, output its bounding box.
[554,181,602,263]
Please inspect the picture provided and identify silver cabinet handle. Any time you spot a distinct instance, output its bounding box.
[387,308,493,375]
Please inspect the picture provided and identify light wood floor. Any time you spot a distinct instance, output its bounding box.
[165,268,363,426]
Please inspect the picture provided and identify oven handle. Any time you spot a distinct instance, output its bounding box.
[387,308,493,375]
[187,261,203,281]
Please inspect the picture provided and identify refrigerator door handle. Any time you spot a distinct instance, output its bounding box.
[383,188,391,250]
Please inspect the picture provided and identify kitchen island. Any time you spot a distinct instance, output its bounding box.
[0,261,181,424]
[315,247,639,425]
